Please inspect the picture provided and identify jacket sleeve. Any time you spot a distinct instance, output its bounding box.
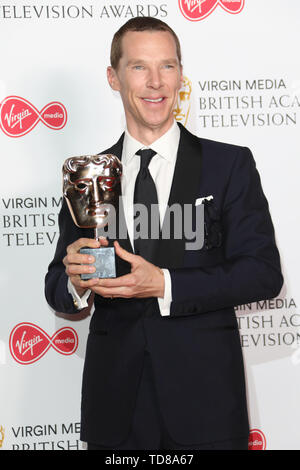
[44,199,90,314]
[169,147,284,317]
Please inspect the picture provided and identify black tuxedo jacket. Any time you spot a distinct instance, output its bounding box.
[45,123,283,446]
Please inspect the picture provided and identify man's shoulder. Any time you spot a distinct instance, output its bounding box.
[199,135,246,154]
[200,136,253,168]
[180,123,249,157]
[182,125,252,170]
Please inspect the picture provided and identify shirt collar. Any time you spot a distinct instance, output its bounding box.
[123,120,180,165]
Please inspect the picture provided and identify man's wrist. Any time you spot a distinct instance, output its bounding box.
[75,285,89,297]
[67,278,91,310]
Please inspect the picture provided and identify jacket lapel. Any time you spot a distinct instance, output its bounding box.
[103,133,125,160]
[101,125,202,271]
[101,134,133,275]
[153,123,202,268]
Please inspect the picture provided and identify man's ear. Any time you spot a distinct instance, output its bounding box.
[107,66,120,92]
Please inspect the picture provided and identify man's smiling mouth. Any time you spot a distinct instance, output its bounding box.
[143,97,165,103]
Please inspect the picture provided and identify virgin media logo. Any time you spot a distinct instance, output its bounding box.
[248,429,267,450]
[178,0,245,21]
[9,323,78,365]
[0,96,67,137]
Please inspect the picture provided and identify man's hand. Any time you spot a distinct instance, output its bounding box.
[92,241,165,299]
[63,237,108,297]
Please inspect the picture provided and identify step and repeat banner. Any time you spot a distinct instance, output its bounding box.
[0,0,299,450]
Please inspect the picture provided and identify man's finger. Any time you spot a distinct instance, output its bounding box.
[67,237,108,254]
[114,241,139,264]
[67,238,99,254]
[63,252,95,267]
[97,273,135,288]
[70,276,100,290]
[92,285,131,298]
[66,263,96,276]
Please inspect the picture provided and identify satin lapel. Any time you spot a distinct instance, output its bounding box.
[101,134,134,266]
[153,123,202,268]
[102,133,125,159]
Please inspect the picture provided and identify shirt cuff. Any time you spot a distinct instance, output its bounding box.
[67,278,91,310]
[157,269,172,316]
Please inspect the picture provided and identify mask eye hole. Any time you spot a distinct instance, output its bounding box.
[74,181,88,192]
[99,176,116,191]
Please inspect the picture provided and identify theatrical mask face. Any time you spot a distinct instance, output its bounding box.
[63,154,122,228]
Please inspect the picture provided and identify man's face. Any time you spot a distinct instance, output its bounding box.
[64,158,121,229]
[107,30,183,139]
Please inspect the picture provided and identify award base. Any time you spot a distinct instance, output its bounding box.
[80,247,116,279]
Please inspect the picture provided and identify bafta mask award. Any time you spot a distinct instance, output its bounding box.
[63,154,122,279]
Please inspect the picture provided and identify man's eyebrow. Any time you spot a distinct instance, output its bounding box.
[161,58,179,64]
[126,59,146,66]
[126,58,179,66]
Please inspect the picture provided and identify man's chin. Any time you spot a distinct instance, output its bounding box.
[139,115,174,132]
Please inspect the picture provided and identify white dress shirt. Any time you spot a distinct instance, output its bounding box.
[68,120,180,316]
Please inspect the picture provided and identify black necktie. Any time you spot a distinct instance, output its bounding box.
[133,149,160,261]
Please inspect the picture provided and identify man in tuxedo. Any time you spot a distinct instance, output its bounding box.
[45,17,283,450]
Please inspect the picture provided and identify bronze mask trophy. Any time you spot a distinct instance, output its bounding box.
[63,154,122,279]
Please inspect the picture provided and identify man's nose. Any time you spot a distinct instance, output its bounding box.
[147,67,163,89]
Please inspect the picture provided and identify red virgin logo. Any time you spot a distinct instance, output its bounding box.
[248,429,267,450]
[178,0,245,21]
[0,96,67,137]
[9,323,78,365]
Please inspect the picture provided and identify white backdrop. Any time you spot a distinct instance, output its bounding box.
[1,0,299,450]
